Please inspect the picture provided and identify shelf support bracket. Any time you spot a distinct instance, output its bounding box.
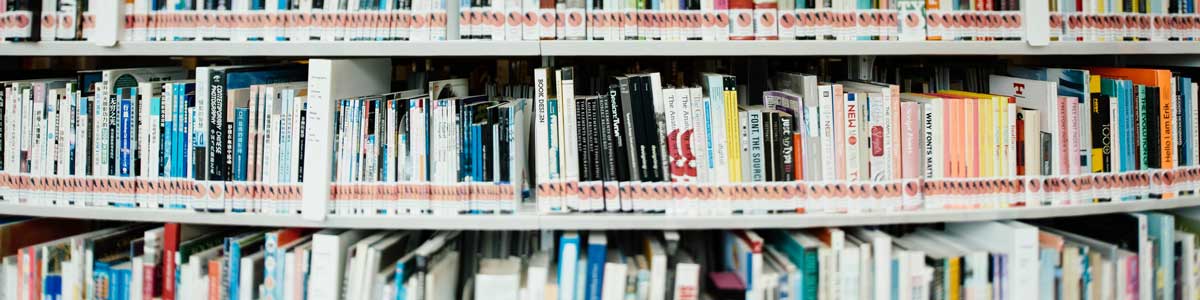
[1023,0,1050,46]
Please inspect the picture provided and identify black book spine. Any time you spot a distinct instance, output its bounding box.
[598,95,614,182]
[1147,87,1161,169]
[604,87,625,182]
[297,104,307,183]
[763,111,777,182]
[1091,95,1111,173]
[636,76,661,182]
[108,90,118,176]
[628,77,650,181]
[577,97,592,182]
[780,112,794,181]
[591,97,604,181]
[616,79,637,181]
[206,69,227,181]
[498,105,510,183]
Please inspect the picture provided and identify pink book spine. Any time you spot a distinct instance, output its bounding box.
[890,85,902,179]
[900,102,921,179]
[966,98,979,178]
[834,85,846,180]
[949,99,961,177]
[143,264,157,300]
[1125,255,1139,300]
[1067,96,1081,175]
[1057,96,1071,176]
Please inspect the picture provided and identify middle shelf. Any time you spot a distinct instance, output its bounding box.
[5,40,1200,56]
[4,196,1199,230]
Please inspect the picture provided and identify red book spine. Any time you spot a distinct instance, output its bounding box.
[162,223,180,300]
[143,264,157,300]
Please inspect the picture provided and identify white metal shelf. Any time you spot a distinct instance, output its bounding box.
[0,41,543,56]
[0,40,1197,56]
[0,203,542,230]
[539,41,1200,56]
[3,196,1200,229]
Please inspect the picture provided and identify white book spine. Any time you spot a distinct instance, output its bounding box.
[534,69,554,212]
[843,93,860,181]
[688,89,708,185]
[1110,94,1121,172]
[818,85,836,181]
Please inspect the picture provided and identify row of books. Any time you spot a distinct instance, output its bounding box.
[3,60,1200,216]
[1049,13,1200,40]
[0,59,536,216]
[528,65,1200,214]
[1049,0,1200,41]
[5,209,1200,300]
[13,0,1028,42]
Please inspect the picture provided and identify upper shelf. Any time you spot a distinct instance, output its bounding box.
[1,40,1199,57]
[3,196,1198,230]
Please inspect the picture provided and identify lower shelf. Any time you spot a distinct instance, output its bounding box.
[3,196,1199,229]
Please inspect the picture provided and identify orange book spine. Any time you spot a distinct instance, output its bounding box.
[208,259,222,300]
[793,132,804,181]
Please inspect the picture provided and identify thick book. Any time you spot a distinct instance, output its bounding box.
[301,59,391,221]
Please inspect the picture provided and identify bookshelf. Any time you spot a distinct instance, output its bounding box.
[4,40,1200,57]
[4,197,1200,229]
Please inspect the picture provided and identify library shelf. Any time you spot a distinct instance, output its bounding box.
[1,40,1199,56]
[0,40,543,56]
[3,196,1200,230]
[534,41,1200,56]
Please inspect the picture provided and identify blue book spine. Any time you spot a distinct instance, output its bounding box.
[548,99,560,179]
[585,241,606,300]
[472,124,482,181]
[93,262,110,300]
[119,88,134,177]
[43,274,61,300]
[1148,213,1175,300]
[233,108,249,181]
[395,261,408,300]
[558,233,582,300]
[229,239,244,300]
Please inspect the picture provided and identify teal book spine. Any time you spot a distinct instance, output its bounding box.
[233,108,249,181]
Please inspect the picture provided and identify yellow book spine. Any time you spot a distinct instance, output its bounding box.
[948,258,962,300]
[1089,75,1104,173]
[994,96,1004,177]
[726,88,742,182]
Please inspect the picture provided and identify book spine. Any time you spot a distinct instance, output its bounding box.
[234,107,249,181]
[779,112,794,181]
[208,69,228,181]
[534,69,552,212]
[844,93,860,181]
[619,78,640,181]
[120,88,135,177]
[723,76,741,182]
[901,102,921,179]
[1161,85,1175,170]
[1138,85,1147,170]
[689,87,708,183]
[818,85,835,181]
[744,110,758,182]
[1091,94,1111,173]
